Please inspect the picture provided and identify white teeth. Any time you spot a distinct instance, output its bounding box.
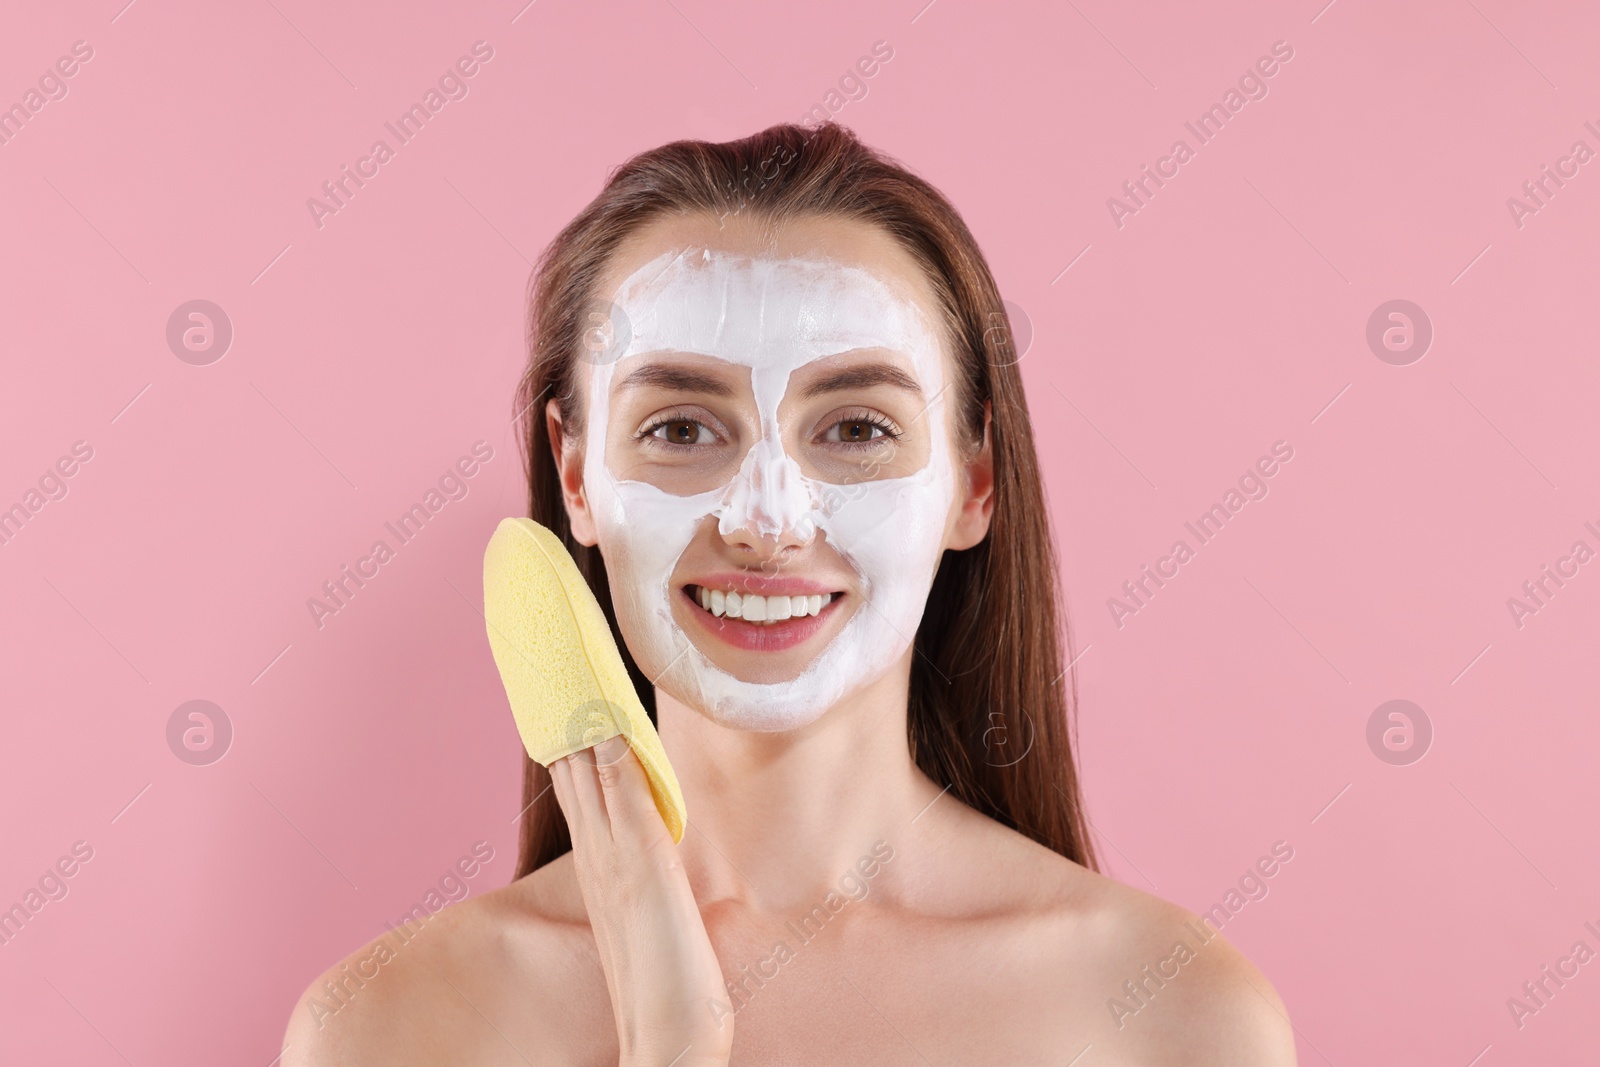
[692,587,836,624]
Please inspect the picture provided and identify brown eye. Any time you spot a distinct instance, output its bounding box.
[824,417,892,445]
[649,419,711,445]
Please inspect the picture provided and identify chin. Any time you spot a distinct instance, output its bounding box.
[655,656,844,733]
[698,690,838,733]
[650,638,883,734]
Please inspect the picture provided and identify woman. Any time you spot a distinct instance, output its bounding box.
[285,121,1295,1065]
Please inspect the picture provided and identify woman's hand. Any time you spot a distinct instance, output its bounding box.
[549,735,733,1067]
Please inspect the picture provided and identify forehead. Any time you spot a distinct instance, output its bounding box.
[592,214,949,372]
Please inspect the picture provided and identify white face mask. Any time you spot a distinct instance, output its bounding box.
[581,246,957,731]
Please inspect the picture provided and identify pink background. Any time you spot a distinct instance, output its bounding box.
[3,0,1597,1062]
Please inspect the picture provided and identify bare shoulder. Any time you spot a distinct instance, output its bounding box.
[281,854,609,1067]
[1069,870,1296,1066]
[939,806,1297,1065]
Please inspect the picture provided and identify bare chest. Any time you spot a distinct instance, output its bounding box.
[705,916,1106,1066]
[452,910,1152,1066]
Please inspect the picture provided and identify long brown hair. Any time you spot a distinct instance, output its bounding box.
[510,121,1097,878]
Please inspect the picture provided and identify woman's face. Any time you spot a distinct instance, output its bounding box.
[551,214,992,731]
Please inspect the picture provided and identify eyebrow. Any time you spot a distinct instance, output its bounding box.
[616,358,925,400]
[797,361,924,400]
[617,363,737,396]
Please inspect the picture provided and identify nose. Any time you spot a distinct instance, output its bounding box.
[716,434,818,558]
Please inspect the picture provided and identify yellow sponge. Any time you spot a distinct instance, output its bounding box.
[482,517,687,843]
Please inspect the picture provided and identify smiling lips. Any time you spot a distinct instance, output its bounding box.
[690,585,835,622]
[680,583,845,652]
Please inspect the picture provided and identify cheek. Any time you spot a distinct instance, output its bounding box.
[588,471,720,657]
[822,463,954,597]
[590,519,680,674]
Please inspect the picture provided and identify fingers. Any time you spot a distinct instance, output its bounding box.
[546,755,585,840]
[550,742,601,844]
[553,735,668,850]
[591,735,670,849]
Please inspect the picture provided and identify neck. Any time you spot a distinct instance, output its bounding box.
[654,646,938,914]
